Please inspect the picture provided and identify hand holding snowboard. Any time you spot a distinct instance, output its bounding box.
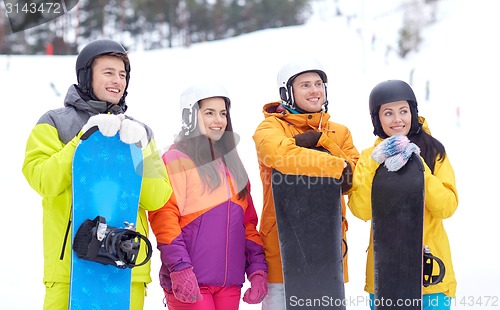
[120,118,148,148]
[82,113,148,148]
[82,114,122,137]
[372,135,420,171]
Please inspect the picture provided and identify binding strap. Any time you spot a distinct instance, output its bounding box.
[423,246,446,287]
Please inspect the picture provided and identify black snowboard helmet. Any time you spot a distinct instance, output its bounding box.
[369,79,422,138]
[76,39,131,108]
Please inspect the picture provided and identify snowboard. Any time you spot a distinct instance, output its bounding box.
[69,128,143,310]
[371,153,424,310]
[272,169,345,309]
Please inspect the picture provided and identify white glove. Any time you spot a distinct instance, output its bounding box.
[82,114,122,137]
[120,118,148,148]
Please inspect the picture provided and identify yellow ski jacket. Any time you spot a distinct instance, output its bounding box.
[348,117,458,297]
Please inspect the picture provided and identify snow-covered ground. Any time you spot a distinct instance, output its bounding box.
[1,0,499,308]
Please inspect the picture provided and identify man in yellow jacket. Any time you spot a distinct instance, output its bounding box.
[22,39,172,310]
[348,79,458,310]
[253,58,359,310]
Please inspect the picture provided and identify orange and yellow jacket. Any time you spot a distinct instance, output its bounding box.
[252,101,360,283]
[348,117,458,297]
[148,147,267,290]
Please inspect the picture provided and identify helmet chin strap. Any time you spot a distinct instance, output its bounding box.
[181,107,198,135]
[323,84,328,112]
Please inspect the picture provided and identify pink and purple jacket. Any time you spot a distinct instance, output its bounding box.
[148,147,267,291]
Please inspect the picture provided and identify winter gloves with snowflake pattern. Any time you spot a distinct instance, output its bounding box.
[372,135,420,172]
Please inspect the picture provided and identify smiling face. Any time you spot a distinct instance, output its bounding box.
[197,97,228,141]
[292,71,325,113]
[378,100,412,136]
[91,55,127,104]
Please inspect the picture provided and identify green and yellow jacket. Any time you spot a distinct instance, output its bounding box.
[22,85,172,285]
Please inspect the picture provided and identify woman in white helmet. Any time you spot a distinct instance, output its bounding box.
[149,82,268,309]
[253,58,360,310]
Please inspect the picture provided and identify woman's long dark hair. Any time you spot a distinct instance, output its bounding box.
[409,130,446,173]
[407,104,446,173]
[174,101,249,199]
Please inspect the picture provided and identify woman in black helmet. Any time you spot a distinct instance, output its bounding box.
[21,39,173,310]
[348,80,458,310]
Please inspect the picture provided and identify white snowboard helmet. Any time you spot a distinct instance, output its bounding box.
[277,58,328,110]
[180,82,231,134]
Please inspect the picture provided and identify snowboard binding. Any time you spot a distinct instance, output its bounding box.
[423,245,446,287]
[73,216,153,269]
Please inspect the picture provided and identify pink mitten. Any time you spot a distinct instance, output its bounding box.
[170,267,203,303]
[243,270,268,304]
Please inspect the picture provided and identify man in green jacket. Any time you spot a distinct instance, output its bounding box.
[22,39,172,310]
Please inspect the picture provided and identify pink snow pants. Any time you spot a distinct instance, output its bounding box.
[165,285,241,310]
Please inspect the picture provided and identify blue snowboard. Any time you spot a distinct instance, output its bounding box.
[69,128,143,310]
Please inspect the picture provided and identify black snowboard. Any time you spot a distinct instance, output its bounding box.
[272,169,345,309]
[371,153,425,310]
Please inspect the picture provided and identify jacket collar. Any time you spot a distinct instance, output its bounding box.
[64,85,125,115]
[262,101,331,131]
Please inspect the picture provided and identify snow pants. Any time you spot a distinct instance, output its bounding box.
[262,283,285,310]
[165,285,241,310]
[43,281,146,310]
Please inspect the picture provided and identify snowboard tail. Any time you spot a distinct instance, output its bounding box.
[70,129,143,310]
[272,169,346,309]
[371,153,424,310]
